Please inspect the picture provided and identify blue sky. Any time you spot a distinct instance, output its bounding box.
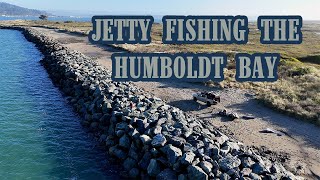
[2,0,320,20]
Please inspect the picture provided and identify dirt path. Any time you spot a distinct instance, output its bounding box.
[31,27,320,179]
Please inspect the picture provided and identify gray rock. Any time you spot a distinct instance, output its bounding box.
[147,159,161,177]
[219,155,241,172]
[150,148,160,157]
[123,157,137,171]
[181,152,195,165]
[252,162,268,175]
[197,148,205,155]
[215,135,229,145]
[136,118,148,133]
[266,174,278,180]
[139,152,152,170]
[157,118,167,126]
[226,168,239,177]
[140,134,152,145]
[148,113,159,123]
[168,136,186,147]
[172,160,183,173]
[93,86,102,97]
[116,130,125,137]
[152,126,162,135]
[163,144,182,166]
[173,128,182,136]
[151,134,167,147]
[129,129,140,139]
[109,145,127,160]
[144,128,153,136]
[129,168,140,178]
[178,174,187,180]
[199,161,213,174]
[220,145,230,156]
[128,143,139,161]
[156,156,168,166]
[162,124,174,133]
[192,158,201,166]
[220,173,231,180]
[195,140,205,149]
[183,129,193,138]
[119,134,131,149]
[156,168,177,180]
[241,157,255,168]
[224,141,240,152]
[212,160,219,169]
[116,122,129,131]
[183,143,196,152]
[187,165,208,180]
[249,173,262,180]
[212,145,220,156]
[241,168,252,177]
[270,163,286,174]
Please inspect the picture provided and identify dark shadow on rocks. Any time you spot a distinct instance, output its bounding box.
[167,99,208,112]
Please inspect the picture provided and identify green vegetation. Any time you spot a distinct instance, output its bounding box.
[258,59,319,124]
[39,15,48,21]
[1,20,319,124]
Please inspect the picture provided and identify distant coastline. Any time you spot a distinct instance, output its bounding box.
[0,15,92,22]
[0,16,163,23]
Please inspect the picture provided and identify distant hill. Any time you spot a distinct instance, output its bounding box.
[0,2,48,16]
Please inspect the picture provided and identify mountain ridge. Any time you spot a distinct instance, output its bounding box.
[0,2,48,16]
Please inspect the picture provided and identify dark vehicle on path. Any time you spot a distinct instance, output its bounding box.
[193,91,221,106]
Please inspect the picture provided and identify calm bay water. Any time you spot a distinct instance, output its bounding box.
[0,30,120,179]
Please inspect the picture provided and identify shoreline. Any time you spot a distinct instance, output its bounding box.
[0,26,301,179]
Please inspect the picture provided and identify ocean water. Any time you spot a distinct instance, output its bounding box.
[0,30,120,179]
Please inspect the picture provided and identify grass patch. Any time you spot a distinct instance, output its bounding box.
[256,58,319,124]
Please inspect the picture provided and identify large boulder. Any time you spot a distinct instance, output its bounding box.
[152,134,167,147]
[199,161,213,174]
[147,159,161,177]
[180,152,195,165]
[219,155,241,172]
[187,165,208,180]
[123,157,137,171]
[140,134,152,145]
[156,168,177,180]
[119,134,131,149]
[162,144,182,166]
[109,145,127,160]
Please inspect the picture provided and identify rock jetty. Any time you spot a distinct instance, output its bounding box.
[1,26,300,180]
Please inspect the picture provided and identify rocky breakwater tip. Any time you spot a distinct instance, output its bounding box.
[15,27,300,180]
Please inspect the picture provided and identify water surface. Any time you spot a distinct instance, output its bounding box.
[0,29,120,179]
